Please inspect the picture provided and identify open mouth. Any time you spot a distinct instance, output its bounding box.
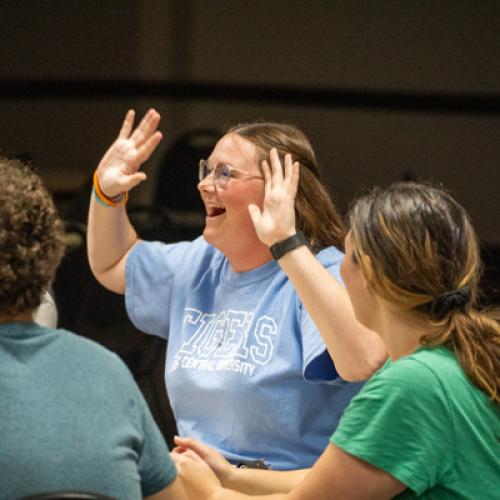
[207,206,226,217]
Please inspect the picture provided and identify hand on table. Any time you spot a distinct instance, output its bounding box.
[172,435,233,485]
[171,442,222,500]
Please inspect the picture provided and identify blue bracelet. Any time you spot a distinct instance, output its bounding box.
[92,186,113,207]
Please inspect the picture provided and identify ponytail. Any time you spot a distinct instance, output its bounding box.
[421,308,500,403]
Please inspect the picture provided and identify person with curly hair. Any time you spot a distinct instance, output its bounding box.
[173,153,500,499]
[0,157,187,499]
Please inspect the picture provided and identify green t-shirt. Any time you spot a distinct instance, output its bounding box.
[331,347,500,499]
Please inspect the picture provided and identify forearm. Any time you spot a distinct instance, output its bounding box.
[279,245,387,381]
[222,467,307,495]
[212,490,287,500]
[87,194,139,294]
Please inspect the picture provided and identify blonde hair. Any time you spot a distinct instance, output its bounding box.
[349,182,500,402]
[228,121,345,251]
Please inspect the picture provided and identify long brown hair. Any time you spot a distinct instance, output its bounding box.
[228,121,345,252]
[349,182,500,402]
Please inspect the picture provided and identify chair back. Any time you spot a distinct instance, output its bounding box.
[155,127,221,212]
[19,491,115,500]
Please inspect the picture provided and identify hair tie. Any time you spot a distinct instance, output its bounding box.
[431,285,471,318]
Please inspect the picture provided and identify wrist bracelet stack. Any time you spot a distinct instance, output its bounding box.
[92,171,129,208]
[269,231,308,260]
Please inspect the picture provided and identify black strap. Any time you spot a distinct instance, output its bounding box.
[235,459,270,469]
[269,231,308,260]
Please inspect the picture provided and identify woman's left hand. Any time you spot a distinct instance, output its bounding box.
[248,148,300,247]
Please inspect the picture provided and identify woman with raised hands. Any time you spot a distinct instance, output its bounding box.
[173,153,500,499]
[87,110,385,472]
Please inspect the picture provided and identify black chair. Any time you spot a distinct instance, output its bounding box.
[154,127,221,213]
[19,491,114,500]
[129,127,222,243]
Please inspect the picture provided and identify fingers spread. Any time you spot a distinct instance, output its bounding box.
[291,161,300,198]
[118,109,135,139]
[136,131,163,164]
[261,160,271,198]
[131,108,161,147]
[269,148,283,188]
[284,154,293,182]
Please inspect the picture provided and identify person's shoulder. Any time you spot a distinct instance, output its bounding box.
[55,328,134,379]
[374,347,456,395]
[133,236,221,263]
[396,347,458,379]
[315,245,344,266]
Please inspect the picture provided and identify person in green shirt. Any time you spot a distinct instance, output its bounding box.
[172,150,500,499]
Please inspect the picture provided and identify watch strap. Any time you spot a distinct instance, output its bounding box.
[269,231,308,260]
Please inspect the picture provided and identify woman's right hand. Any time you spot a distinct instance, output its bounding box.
[172,435,234,486]
[95,108,163,198]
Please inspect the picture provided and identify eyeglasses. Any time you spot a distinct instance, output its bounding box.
[198,159,264,190]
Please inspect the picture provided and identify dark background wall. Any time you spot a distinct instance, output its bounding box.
[1,0,499,242]
[1,0,499,444]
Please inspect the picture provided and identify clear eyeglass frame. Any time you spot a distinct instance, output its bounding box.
[198,159,264,190]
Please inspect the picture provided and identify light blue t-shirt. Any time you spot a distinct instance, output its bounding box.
[126,237,363,470]
[0,322,176,499]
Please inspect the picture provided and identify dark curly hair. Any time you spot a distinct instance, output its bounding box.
[0,156,65,317]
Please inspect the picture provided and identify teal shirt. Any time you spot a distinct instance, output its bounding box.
[0,322,176,499]
[331,347,500,499]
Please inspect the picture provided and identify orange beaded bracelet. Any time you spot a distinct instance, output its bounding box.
[93,171,129,208]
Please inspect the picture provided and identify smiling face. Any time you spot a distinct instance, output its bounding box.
[198,133,268,268]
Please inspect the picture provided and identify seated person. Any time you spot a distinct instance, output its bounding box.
[87,109,386,471]
[172,153,499,499]
[0,156,187,500]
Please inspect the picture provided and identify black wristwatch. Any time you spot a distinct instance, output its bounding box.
[269,231,308,260]
[236,459,270,469]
